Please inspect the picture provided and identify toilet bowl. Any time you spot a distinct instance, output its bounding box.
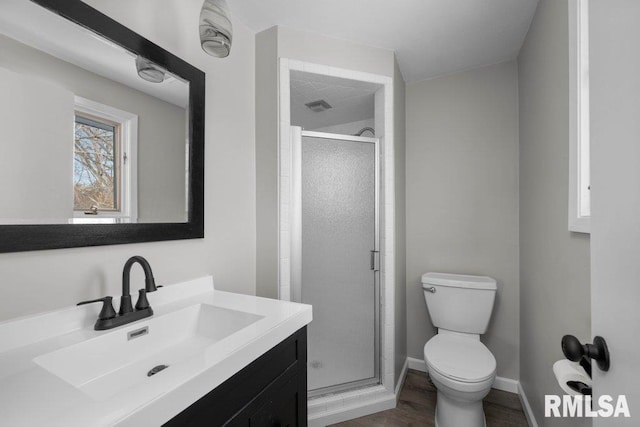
[421,272,498,427]
[424,332,496,427]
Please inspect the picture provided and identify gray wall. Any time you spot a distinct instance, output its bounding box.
[518,0,591,425]
[393,56,407,387]
[255,26,279,299]
[406,61,520,380]
[0,0,257,321]
[0,66,73,222]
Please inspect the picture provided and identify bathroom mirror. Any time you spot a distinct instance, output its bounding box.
[0,0,205,252]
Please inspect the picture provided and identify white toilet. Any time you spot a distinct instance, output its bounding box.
[422,272,497,427]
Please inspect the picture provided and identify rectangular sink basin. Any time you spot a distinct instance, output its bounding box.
[34,304,264,401]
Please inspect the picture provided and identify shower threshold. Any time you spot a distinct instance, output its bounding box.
[308,377,380,399]
[307,383,397,427]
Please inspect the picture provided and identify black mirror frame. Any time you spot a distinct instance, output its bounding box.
[0,0,205,253]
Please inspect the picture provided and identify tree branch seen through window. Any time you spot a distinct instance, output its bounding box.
[74,113,119,211]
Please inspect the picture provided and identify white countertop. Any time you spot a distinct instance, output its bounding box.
[0,276,312,426]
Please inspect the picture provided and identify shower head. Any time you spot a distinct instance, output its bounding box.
[354,127,375,137]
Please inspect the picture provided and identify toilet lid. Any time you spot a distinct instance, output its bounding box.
[424,334,496,383]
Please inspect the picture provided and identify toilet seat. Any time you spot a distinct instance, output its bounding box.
[424,334,496,384]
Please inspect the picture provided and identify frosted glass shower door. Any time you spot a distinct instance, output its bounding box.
[292,129,379,394]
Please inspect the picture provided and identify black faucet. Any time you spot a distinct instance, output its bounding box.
[78,256,159,330]
[120,255,158,315]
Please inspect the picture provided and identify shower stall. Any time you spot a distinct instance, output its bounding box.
[290,127,380,396]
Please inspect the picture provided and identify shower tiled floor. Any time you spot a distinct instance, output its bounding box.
[330,370,528,426]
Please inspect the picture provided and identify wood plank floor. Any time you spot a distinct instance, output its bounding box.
[330,370,528,427]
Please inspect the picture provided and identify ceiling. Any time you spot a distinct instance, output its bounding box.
[231,0,539,83]
[290,71,380,130]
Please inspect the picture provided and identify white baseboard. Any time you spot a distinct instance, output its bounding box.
[517,382,538,427]
[493,376,519,394]
[394,358,409,402]
[326,358,536,427]
[407,356,427,372]
[406,357,518,394]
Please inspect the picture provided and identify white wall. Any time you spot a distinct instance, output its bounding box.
[406,61,520,381]
[277,26,395,78]
[518,0,591,425]
[590,3,640,425]
[0,0,256,321]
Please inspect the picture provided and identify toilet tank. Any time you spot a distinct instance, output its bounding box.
[422,272,497,334]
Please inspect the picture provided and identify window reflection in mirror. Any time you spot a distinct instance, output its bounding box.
[74,113,120,214]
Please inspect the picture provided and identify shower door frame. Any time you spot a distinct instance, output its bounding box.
[291,129,381,397]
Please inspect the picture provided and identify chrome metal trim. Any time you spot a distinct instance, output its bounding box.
[373,133,381,388]
[127,326,148,340]
[308,376,379,398]
[370,250,381,271]
[292,128,382,393]
[291,127,303,303]
[300,130,378,144]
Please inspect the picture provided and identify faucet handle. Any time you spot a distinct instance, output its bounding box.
[78,296,117,320]
[135,289,150,310]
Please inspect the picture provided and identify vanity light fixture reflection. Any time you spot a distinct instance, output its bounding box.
[135,56,165,83]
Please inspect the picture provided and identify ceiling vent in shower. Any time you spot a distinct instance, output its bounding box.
[305,99,332,112]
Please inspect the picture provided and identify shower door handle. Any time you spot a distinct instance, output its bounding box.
[370,250,380,272]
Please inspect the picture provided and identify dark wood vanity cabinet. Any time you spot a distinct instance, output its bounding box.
[164,328,307,427]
